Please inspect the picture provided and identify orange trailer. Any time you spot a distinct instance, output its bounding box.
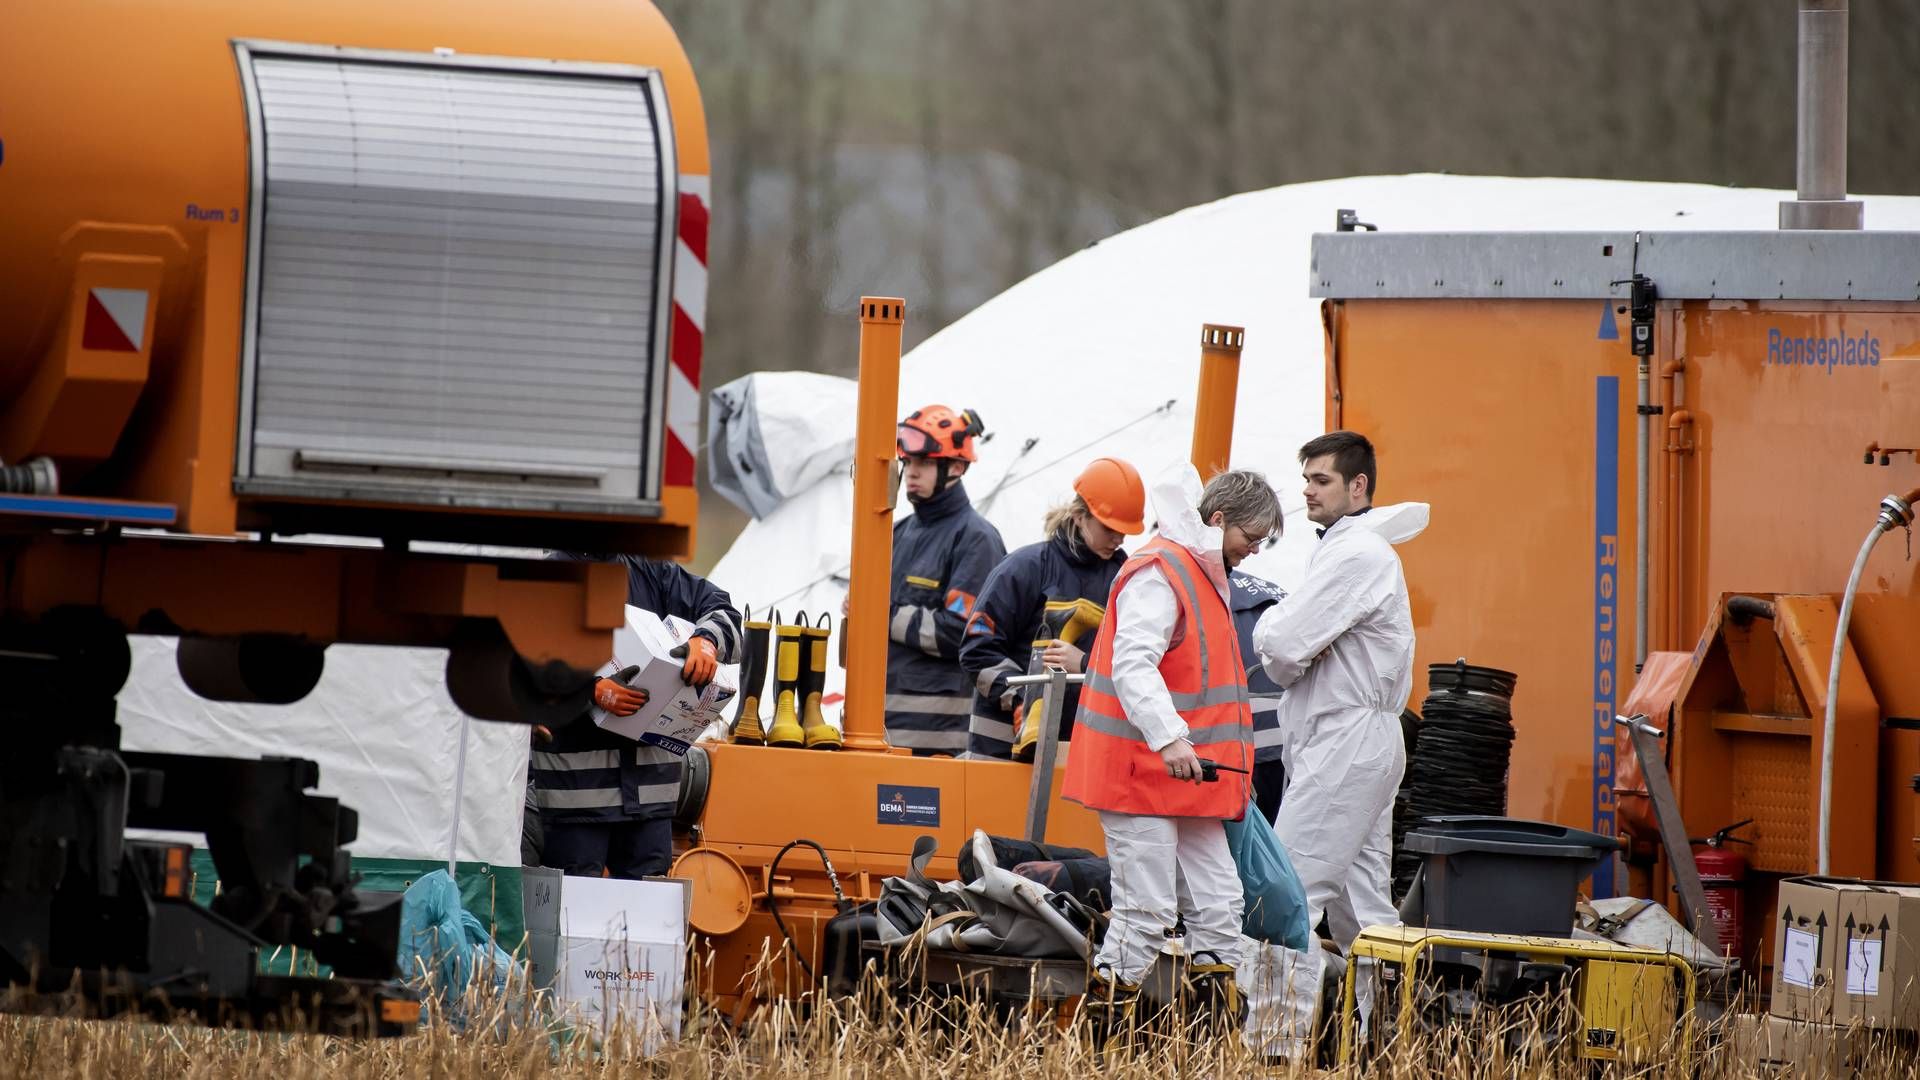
[1310,225,1920,976]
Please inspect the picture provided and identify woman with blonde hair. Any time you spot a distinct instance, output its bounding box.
[959,457,1146,760]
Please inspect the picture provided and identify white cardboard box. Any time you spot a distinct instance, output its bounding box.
[554,875,690,1051]
[588,607,737,755]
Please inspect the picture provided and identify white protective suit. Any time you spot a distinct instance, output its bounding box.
[1092,465,1245,985]
[1239,501,1428,1059]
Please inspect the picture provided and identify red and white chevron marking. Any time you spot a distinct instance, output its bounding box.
[665,174,709,488]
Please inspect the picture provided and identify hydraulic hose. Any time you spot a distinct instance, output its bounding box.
[1820,490,1918,874]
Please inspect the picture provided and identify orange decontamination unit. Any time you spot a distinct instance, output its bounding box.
[1311,226,1920,972]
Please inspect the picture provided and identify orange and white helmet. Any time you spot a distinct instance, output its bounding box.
[897,405,985,462]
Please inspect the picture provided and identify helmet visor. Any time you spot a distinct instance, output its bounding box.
[896,423,941,459]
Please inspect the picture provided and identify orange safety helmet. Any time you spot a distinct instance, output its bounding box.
[1074,457,1146,535]
[897,405,985,462]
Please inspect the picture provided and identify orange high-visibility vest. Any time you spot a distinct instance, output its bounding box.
[1061,537,1253,819]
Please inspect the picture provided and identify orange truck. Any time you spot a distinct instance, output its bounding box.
[1,0,709,1031]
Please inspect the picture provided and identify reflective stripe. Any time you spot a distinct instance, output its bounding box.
[535,786,623,810]
[1144,548,1212,679]
[1078,703,1249,747]
[631,781,681,807]
[885,693,971,716]
[969,713,1016,741]
[696,612,741,663]
[884,726,970,751]
[532,750,621,772]
[975,659,1019,698]
[1083,671,1249,711]
[916,610,939,654]
[890,606,915,645]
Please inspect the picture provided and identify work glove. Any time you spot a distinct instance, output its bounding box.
[671,635,719,687]
[593,664,648,717]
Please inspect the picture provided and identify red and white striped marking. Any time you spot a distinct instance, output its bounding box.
[665,174,710,487]
[82,287,150,353]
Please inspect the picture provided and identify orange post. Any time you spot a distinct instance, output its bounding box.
[841,297,906,753]
[1191,323,1245,480]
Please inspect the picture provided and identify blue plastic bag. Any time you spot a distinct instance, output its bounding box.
[397,869,519,1029]
[1222,799,1311,950]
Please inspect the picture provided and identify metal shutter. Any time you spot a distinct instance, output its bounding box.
[235,44,674,508]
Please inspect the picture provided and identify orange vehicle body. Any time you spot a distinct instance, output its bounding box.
[1315,230,1920,975]
[0,0,710,671]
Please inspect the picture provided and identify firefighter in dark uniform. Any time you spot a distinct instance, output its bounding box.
[1231,567,1290,823]
[530,552,742,879]
[884,405,1006,755]
[960,457,1145,760]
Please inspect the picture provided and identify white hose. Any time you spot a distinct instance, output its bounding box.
[1821,520,1887,875]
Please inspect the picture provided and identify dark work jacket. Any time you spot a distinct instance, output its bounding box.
[959,528,1125,759]
[884,481,1006,755]
[531,553,743,824]
[1230,569,1288,764]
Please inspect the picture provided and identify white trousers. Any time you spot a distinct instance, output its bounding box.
[1239,707,1405,1059]
[1093,811,1244,984]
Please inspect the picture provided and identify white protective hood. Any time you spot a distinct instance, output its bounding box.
[1340,502,1430,547]
[1146,462,1230,600]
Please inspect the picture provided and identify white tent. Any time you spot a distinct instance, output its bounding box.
[706,173,1920,712]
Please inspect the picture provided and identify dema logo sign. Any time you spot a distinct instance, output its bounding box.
[1767,328,1881,372]
[876,784,941,826]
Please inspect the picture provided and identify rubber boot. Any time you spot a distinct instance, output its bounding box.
[1011,699,1043,762]
[1079,966,1141,1055]
[765,615,806,748]
[801,614,841,749]
[729,608,771,745]
[1181,950,1247,1037]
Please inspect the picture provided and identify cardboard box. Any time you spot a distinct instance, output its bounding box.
[589,607,737,754]
[521,867,564,989]
[1771,876,1920,1032]
[552,875,690,1051]
[1724,1012,1882,1076]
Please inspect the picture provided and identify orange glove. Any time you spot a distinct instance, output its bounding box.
[672,635,719,687]
[593,665,649,717]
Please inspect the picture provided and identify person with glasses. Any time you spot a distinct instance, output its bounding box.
[1241,430,1430,1064]
[1063,464,1279,1042]
[880,405,1007,756]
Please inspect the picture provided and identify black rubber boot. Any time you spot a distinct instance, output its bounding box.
[801,613,840,749]
[729,608,771,744]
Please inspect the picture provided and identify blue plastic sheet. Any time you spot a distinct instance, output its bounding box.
[1222,799,1311,950]
[397,869,518,1028]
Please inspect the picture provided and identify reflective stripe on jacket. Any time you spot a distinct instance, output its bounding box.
[1230,570,1288,764]
[884,480,1007,755]
[1061,537,1253,818]
[959,529,1124,759]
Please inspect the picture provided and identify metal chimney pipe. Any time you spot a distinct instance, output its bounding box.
[1780,0,1863,229]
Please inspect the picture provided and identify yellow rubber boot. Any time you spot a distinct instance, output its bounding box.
[801,615,841,749]
[729,611,771,744]
[765,618,806,748]
[1010,699,1042,762]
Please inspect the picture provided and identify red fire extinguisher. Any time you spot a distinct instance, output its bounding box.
[1692,819,1754,961]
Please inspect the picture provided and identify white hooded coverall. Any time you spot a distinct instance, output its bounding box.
[1091,466,1247,985]
[1241,502,1427,1058]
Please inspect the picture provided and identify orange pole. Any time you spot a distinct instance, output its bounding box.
[840,297,906,753]
[1666,408,1693,650]
[1191,323,1245,480]
[1657,358,1686,651]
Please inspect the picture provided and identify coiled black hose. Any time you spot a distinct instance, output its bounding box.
[1391,660,1518,901]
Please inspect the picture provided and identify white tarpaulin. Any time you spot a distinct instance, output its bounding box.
[708,370,859,519]
[120,637,528,866]
[707,173,1920,718]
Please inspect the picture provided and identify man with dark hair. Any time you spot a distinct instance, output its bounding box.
[1240,431,1428,1062]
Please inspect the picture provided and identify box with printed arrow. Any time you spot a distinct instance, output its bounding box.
[1770,876,1920,1032]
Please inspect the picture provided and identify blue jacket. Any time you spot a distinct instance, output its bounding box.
[884,481,1006,755]
[1230,569,1288,764]
[531,553,743,823]
[959,528,1125,759]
